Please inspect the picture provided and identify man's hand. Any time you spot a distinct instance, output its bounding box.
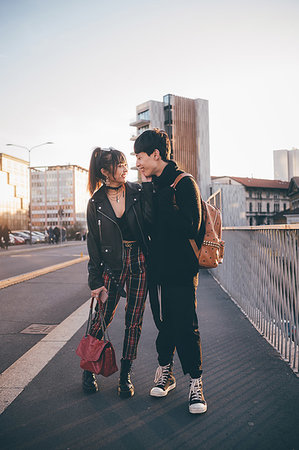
[91,286,108,303]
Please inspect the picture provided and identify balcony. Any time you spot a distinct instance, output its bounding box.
[129,118,150,127]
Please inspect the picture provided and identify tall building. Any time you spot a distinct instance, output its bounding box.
[130,94,211,200]
[0,153,29,229]
[273,148,299,181]
[211,176,290,226]
[31,165,89,230]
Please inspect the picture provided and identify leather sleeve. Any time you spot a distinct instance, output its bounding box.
[159,177,202,239]
[86,199,105,290]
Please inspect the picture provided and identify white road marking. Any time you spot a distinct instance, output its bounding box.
[0,298,91,415]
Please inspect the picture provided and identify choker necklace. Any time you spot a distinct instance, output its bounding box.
[106,184,125,203]
[106,185,123,191]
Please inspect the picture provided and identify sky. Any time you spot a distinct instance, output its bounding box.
[0,0,298,180]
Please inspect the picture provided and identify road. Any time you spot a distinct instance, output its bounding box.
[0,246,299,450]
[0,242,88,280]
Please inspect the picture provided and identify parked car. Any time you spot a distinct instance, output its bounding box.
[9,233,25,245]
[32,231,47,242]
[12,231,40,244]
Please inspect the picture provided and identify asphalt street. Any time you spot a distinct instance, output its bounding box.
[0,248,299,450]
[0,242,88,280]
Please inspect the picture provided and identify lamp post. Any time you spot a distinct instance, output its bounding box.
[6,142,54,244]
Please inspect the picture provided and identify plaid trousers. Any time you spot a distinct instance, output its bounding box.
[89,243,147,360]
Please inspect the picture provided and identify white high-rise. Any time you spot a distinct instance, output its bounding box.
[273,148,299,181]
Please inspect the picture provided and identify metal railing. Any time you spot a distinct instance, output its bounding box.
[212,225,299,374]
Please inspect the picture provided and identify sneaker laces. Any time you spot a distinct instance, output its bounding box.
[154,364,171,385]
[189,378,205,403]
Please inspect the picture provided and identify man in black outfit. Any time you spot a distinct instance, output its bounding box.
[134,128,207,414]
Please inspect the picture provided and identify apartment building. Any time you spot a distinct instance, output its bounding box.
[211,176,289,226]
[0,153,29,229]
[31,165,89,230]
[130,94,211,200]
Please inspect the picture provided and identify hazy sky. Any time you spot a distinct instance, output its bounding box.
[1,0,298,180]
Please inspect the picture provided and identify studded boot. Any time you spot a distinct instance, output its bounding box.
[82,370,98,393]
[118,359,134,398]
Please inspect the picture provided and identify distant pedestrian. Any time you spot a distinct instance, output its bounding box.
[82,147,151,397]
[2,225,10,250]
[48,227,54,244]
[0,225,4,249]
[53,226,60,244]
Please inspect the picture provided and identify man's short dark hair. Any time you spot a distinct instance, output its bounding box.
[134,128,171,161]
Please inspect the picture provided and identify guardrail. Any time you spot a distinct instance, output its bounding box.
[212,225,299,374]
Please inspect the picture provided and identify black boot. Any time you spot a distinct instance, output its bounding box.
[118,359,134,398]
[82,370,99,393]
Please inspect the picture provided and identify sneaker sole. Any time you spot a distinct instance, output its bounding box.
[150,381,176,397]
[189,403,207,414]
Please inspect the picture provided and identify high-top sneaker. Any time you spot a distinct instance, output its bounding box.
[150,363,176,397]
[82,370,99,393]
[118,359,134,398]
[188,377,207,414]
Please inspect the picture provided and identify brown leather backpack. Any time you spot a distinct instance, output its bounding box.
[171,173,225,269]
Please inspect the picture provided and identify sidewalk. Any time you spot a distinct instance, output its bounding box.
[0,270,298,450]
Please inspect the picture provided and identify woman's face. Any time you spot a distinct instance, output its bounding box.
[110,161,128,184]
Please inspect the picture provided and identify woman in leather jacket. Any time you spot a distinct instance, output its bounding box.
[83,147,151,397]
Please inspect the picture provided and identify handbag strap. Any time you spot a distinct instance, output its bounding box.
[85,297,95,337]
[86,297,111,342]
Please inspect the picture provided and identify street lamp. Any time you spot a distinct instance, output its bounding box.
[6,142,54,244]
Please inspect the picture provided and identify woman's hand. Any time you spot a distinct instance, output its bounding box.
[91,286,108,303]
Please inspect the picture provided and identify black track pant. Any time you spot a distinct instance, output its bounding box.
[156,282,203,378]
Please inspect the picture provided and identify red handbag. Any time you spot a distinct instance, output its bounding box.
[76,298,118,377]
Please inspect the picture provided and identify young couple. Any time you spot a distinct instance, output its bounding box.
[84,128,207,414]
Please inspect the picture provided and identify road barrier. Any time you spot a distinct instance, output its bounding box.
[212,225,299,374]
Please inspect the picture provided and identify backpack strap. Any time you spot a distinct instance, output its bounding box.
[171,172,193,190]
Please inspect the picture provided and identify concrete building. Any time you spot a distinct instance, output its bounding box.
[31,165,89,230]
[273,176,299,224]
[130,94,211,200]
[211,176,289,226]
[273,148,299,181]
[0,153,29,229]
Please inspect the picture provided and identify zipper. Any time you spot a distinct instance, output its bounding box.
[97,209,125,263]
[98,219,103,242]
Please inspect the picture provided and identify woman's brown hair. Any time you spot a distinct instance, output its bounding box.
[88,147,127,195]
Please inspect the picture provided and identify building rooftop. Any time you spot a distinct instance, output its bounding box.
[212,176,289,189]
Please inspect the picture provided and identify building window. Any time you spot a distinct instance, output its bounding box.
[249,191,252,198]
[249,202,252,212]
[274,194,278,200]
[267,203,270,213]
[137,110,150,121]
[163,94,171,105]
[267,191,270,198]
[274,203,279,212]
[257,192,262,199]
[283,203,287,210]
[258,202,262,212]
[249,217,253,226]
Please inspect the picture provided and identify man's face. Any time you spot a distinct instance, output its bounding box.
[135,151,159,177]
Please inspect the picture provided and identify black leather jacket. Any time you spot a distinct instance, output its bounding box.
[87,181,152,290]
